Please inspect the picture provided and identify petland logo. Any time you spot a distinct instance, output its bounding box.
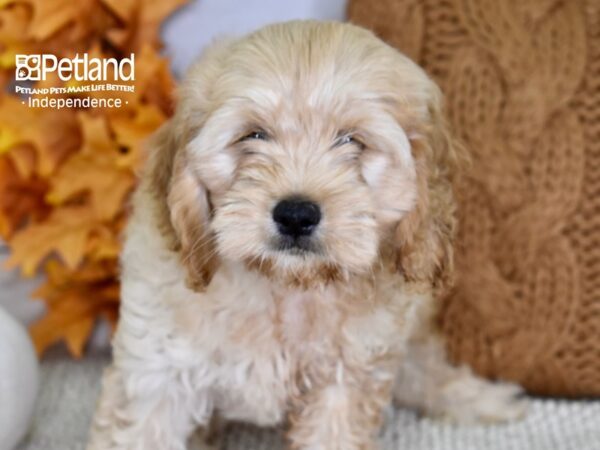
[14,53,136,109]
[15,54,135,82]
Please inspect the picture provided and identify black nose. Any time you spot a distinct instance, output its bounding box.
[273,198,321,238]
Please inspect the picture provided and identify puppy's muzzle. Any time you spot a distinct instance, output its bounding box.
[273,197,321,251]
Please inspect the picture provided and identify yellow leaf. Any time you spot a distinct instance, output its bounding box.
[87,222,122,262]
[48,113,135,220]
[101,0,137,22]
[33,259,119,305]
[0,97,80,177]
[29,295,96,356]
[0,156,49,239]
[30,259,120,355]
[136,0,188,48]
[5,206,97,276]
[6,144,37,179]
[0,6,33,69]
[25,0,82,40]
[64,316,95,358]
[0,97,37,152]
[104,0,188,51]
[110,104,166,169]
[133,45,177,113]
[0,126,20,154]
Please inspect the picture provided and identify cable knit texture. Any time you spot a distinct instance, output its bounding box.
[349,0,599,397]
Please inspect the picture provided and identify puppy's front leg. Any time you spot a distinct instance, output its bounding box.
[87,364,212,450]
[287,367,391,450]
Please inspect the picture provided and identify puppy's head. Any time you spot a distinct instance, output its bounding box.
[147,21,461,291]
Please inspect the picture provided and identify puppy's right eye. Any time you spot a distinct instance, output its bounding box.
[333,131,365,150]
[239,130,268,142]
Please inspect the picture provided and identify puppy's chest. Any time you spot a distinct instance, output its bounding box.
[170,270,416,424]
[208,288,348,355]
[173,285,356,424]
[274,290,343,349]
[181,282,410,367]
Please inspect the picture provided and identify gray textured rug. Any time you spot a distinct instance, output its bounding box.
[17,349,600,450]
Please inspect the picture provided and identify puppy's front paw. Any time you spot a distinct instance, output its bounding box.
[431,375,528,425]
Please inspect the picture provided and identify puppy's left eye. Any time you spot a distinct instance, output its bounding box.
[239,130,268,142]
[334,133,364,149]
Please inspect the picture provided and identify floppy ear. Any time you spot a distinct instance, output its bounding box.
[145,121,218,292]
[394,89,464,294]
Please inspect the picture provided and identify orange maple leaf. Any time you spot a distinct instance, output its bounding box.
[5,205,104,276]
[0,5,33,69]
[100,0,137,23]
[0,96,80,177]
[129,44,177,114]
[103,0,188,52]
[0,156,49,238]
[110,103,166,168]
[24,0,95,40]
[30,295,97,356]
[34,258,119,303]
[31,259,119,356]
[47,113,135,220]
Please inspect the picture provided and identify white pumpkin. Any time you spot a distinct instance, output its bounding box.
[0,306,39,450]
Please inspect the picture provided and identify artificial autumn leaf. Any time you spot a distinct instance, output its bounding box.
[31,259,120,356]
[0,156,48,238]
[31,109,81,176]
[86,221,123,262]
[110,103,166,168]
[0,96,81,177]
[29,295,98,355]
[0,96,38,152]
[0,0,184,357]
[5,144,36,178]
[0,70,11,91]
[136,0,188,49]
[34,258,119,304]
[0,120,21,154]
[38,8,118,58]
[131,44,177,114]
[63,316,95,357]
[0,5,33,69]
[106,0,188,52]
[5,205,102,276]
[48,113,135,220]
[24,0,94,40]
[101,0,137,23]
[20,0,121,57]
[30,285,117,357]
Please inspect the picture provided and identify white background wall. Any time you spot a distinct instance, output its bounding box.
[163,0,348,77]
[0,0,348,323]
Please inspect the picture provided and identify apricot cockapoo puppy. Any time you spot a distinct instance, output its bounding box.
[88,21,526,450]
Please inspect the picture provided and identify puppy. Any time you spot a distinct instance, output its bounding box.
[88,21,526,450]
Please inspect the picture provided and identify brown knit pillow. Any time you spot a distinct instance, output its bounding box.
[349,0,599,397]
